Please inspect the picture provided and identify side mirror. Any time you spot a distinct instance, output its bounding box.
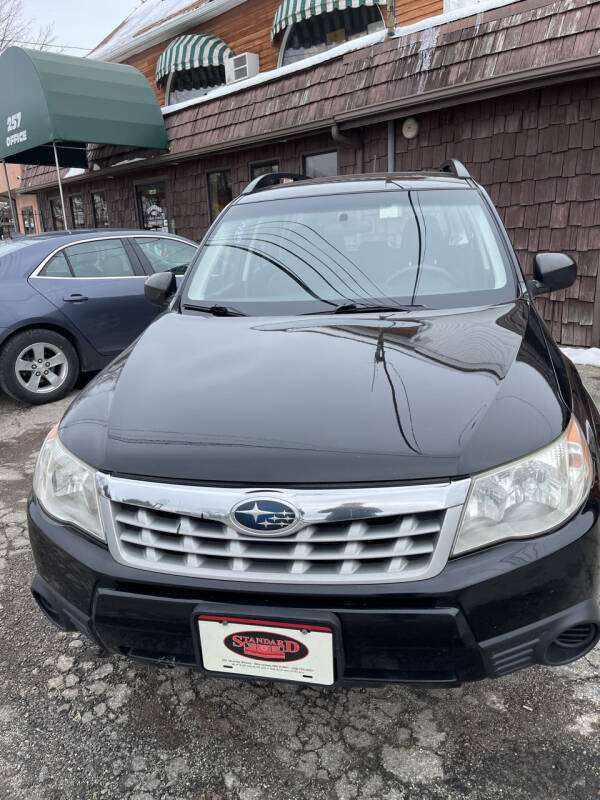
[528,253,577,296]
[144,271,177,307]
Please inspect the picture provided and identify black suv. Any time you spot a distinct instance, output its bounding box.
[28,162,600,687]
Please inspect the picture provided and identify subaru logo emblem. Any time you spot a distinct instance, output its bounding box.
[230,498,300,537]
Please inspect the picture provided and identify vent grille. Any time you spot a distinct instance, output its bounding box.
[553,624,596,649]
[110,502,445,583]
[487,639,538,676]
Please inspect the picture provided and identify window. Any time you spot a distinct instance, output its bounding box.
[69,195,86,229]
[207,170,232,222]
[281,6,384,66]
[49,198,65,230]
[167,67,226,105]
[136,182,169,231]
[92,191,109,228]
[303,151,338,178]
[60,239,134,278]
[158,34,233,105]
[134,236,197,275]
[250,162,280,180]
[41,251,71,277]
[21,206,36,235]
[184,189,516,316]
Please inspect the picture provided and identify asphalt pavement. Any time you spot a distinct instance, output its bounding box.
[1,368,599,800]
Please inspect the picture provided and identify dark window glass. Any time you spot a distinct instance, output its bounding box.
[136,183,169,231]
[167,66,226,105]
[50,198,65,231]
[92,192,109,228]
[184,189,516,315]
[69,195,86,229]
[303,151,338,178]
[250,162,280,180]
[21,206,36,235]
[134,236,197,275]
[41,251,71,277]
[282,6,384,66]
[207,170,232,222]
[65,239,134,278]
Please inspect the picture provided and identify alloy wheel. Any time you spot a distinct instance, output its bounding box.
[14,341,70,394]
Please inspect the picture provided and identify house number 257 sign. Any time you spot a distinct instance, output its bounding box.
[6,112,27,147]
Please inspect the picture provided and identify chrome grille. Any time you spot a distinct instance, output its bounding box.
[112,503,443,580]
[99,475,470,584]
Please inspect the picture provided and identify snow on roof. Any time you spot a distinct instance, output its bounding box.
[91,0,212,61]
[90,0,513,63]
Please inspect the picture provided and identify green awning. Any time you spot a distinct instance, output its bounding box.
[0,46,168,168]
[155,34,234,85]
[271,0,386,39]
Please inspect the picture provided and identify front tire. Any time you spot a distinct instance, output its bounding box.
[0,328,79,405]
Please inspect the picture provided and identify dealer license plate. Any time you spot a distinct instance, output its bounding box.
[197,615,335,685]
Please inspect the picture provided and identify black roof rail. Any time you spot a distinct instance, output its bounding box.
[241,172,309,195]
[439,159,471,178]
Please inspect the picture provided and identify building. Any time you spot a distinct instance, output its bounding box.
[0,162,41,236]
[17,0,600,346]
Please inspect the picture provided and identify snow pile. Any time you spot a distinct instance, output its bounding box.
[561,348,600,368]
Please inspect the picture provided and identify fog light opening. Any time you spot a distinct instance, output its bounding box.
[545,623,599,665]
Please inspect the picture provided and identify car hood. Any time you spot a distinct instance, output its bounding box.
[59,301,569,484]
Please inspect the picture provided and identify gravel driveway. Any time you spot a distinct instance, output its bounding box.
[1,369,599,800]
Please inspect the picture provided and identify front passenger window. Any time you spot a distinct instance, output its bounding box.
[65,239,134,278]
[135,237,197,276]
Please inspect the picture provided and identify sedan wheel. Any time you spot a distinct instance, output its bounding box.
[0,328,79,405]
[14,341,69,395]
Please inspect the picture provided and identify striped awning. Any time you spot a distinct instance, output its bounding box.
[155,34,233,84]
[271,0,386,39]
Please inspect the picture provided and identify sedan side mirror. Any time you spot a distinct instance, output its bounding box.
[528,253,577,296]
[144,271,177,307]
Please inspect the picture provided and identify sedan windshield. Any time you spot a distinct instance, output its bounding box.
[183,188,517,315]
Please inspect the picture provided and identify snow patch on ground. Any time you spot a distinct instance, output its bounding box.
[561,347,600,367]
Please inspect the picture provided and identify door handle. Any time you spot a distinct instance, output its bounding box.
[63,293,88,302]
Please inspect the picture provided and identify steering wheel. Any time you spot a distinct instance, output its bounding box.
[383,264,455,291]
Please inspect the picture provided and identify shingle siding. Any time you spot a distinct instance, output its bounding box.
[23,0,600,345]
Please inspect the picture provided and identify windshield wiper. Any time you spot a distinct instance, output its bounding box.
[182,303,247,317]
[305,302,427,315]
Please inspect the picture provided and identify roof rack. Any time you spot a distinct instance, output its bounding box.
[242,172,309,195]
[439,159,471,178]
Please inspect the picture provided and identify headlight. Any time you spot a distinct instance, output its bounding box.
[33,426,104,541]
[453,417,593,556]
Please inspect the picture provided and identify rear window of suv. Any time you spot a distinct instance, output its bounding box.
[183,188,517,315]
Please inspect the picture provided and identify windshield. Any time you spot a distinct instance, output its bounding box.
[183,188,517,315]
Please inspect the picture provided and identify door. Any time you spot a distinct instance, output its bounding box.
[30,237,158,357]
[136,182,169,232]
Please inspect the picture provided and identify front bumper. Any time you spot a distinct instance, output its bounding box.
[27,497,600,686]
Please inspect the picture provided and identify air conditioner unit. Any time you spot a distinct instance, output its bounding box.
[225,53,259,85]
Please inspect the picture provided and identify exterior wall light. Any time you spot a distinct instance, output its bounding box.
[401,117,419,140]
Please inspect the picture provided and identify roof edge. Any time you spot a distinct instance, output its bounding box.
[90,0,247,63]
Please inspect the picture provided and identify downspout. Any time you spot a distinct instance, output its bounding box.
[387,119,395,173]
[331,123,364,174]
[386,0,396,37]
